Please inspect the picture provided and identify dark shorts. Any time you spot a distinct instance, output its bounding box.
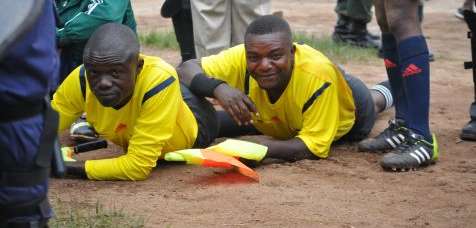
[340,73,376,141]
[180,83,219,148]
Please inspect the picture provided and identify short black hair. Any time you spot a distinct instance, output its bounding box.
[83,23,139,62]
[245,15,292,43]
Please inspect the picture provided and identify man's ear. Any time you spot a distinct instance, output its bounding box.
[136,56,144,72]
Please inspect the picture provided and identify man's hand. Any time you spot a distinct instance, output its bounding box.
[213,83,257,126]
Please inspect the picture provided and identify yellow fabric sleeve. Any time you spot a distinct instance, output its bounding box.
[200,44,247,90]
[85,77,182,181]
[296,64,341,158]
[51,66,85,131]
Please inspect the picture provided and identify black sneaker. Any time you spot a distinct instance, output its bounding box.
[366,30,380,41]
[333,31,380,49]
[380,132,439,172]
[455,8,464,20]
[358,119,408,152]
[70,116,98,142]
[460,119,476,141]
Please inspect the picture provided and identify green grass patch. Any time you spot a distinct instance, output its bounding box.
[139,31,378,63]
[293,33,378,63]
[49,199,145,227]
[139,30,179,50]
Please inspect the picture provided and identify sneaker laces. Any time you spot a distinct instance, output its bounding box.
[375,119,407,141]
[395,132,433,155]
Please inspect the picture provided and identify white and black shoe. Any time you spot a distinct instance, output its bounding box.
[380,131,439,172]
[358,119,408,152]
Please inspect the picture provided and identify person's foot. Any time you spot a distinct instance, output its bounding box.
[70,117,98,142]
[380,132,438,172]
[460,119,476,141]
[358,119,408,152]
[366,30,380,41]
[455,7,465,20]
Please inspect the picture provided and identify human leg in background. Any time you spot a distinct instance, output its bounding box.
[230,0,271,46]
[460,3,476,140]
[166,0,196,62]
[333,0,380,49]
[190,0,230,58]
[361,0,438,171]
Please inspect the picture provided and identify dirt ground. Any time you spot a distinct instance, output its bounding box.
[50,0,476,227]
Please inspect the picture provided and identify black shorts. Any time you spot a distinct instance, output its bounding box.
[340,73,376,141]
[180,83,219,148]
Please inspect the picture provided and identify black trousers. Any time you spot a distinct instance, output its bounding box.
[172,8,195,62]
[180,83,218,148]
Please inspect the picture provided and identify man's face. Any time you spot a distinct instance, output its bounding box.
[245,32,295,91]
[84,52,142,108]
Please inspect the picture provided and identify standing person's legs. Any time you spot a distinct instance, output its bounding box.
[333,0,379,48]
[231,0,270,46]
[379,0,438,171]
[386,0,430,140]
[190,0,230,58]
[360,0,437,171]
[333,0,352,39]
[461,5,476,140]
[171,1,196,62]
[358,0,409,152]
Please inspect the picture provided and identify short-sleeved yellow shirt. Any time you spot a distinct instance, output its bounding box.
[201,44,355,158]
[52,55,198,180]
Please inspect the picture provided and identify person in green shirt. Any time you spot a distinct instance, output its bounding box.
[55,0,136,85]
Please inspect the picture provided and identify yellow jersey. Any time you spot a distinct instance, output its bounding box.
[52,55,198,180]
[201,43,355,158]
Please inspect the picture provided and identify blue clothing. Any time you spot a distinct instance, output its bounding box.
[382,33,432,141]
[399,35,431,141]
[381,33,406,121]
[0,0,58,223]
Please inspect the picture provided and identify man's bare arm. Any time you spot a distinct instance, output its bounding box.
[177,59,204,86]
[250,136,316,162]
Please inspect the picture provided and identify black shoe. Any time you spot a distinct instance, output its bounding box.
[333,31,380,49]
[381,132,439,172]
[358,119,408,152]
[366,30,380,41]
[455,8,464,20]
[460,120,476,141]
[349,20,381,49]
[428,52,435,62]
[70,117,98,142]
[332,14,350,43]
[334,14,351,35]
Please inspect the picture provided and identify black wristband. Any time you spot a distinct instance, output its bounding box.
[65,161,88,179]
[189,73,225,98]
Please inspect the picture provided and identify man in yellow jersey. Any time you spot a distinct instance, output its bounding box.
[52,23,218,180]
[178,15,394,163]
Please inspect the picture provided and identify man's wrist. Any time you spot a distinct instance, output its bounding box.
[189,73,226,98]
[65,161,88,179]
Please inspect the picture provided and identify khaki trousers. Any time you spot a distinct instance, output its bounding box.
[191,0,271,58]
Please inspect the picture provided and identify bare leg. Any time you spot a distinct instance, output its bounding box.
[462,0,474,10]
[371,89,387,114]
[385,0,420,42]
